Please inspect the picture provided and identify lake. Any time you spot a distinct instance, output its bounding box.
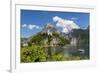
[45,44,89,60]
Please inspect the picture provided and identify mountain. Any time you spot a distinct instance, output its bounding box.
[70,28,89,45]
[21,23,89,47]
[28,23,70,46]
[41,23,59,35]
[41,23,71,39]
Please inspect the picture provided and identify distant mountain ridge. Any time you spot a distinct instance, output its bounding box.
[21,23,89,47]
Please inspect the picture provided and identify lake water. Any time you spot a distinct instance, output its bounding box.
[45,44,89,59]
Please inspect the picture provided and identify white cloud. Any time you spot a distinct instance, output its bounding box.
[53,16,80,33]
[22,24,27,28]
[22,24,40,30]
[28,24,40,30]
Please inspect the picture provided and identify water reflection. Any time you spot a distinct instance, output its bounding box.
[45,44,89,60]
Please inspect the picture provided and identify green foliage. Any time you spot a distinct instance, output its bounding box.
[47,35,52,45]
[51,54,64,61]
[29,32,70,46]
[65,56,81,60]
[52,32,59,37]
[59,36,70,45]
[30,33,45,45]
[21,45,48,63]
[27,42,32,46]
[21,45,83,62]
[21,46,65,62]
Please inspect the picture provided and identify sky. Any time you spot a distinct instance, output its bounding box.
[21,10,89,38]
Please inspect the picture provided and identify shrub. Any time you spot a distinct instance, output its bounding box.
[51,54,64,61]
[21,45,48,63]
